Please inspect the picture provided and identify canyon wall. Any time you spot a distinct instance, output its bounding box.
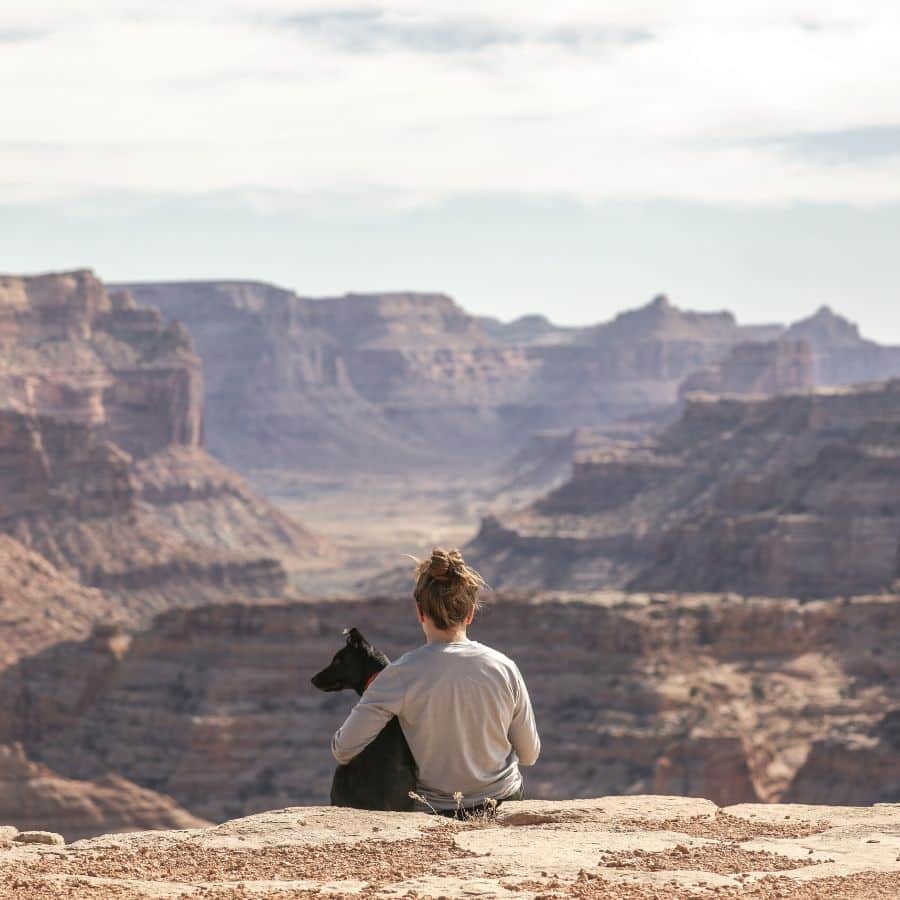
[785,306,900,386]
[468,381,900,598]
[679,340,814,399]
[121,284,798,473]
[0,743,208,842]
[0,271,325,648]
[1,591,897,831]
[0,270,202,455]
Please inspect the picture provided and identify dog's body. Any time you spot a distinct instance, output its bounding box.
[311,628,417,811]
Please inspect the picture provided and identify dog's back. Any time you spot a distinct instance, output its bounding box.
[312,628,416,811]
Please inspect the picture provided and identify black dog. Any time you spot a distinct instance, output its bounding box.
[311,628,416,811]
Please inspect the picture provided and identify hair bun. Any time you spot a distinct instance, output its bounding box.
[428,548,451,578]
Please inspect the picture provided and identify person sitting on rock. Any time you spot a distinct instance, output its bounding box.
[331,547,541,817]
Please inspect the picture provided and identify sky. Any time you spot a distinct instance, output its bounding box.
[2,1,899,339]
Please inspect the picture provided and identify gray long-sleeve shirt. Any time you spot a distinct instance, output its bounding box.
[331,639,540,810]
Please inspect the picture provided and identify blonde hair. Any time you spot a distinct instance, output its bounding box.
[413,548,487,631]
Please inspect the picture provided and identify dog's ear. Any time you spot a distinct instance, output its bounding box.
[343,627,365,647]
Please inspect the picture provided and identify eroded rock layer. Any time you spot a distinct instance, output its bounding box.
[469,380,900,598]
[0,270,202,455]
[0,743,208,842]
[120,284,801,472]
[0,271,325,644]
[1,592,897,828]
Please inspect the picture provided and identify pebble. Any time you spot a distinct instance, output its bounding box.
[14,831,65,846]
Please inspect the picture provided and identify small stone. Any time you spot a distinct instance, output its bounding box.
[0,827,18,843]
[14,831,65,846]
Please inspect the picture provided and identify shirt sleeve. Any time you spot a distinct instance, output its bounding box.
[331,664,407,765]
[508,664,540,766]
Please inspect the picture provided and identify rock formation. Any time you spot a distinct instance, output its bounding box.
[786,305,900,386]
[469,380,900,598]
[3,796,900,899]
[0,743,207,842]
[119,283,793,473]
[0,534,118,669]
[2,591,898,832]
[0,271,325,648]
[679,340,814,399]
[0,270,202,455]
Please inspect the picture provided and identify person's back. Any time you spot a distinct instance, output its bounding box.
[331,548,540,813]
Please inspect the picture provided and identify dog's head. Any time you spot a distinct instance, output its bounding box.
[311,627,390,695]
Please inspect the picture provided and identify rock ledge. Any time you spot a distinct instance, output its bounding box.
[2,796,900,898]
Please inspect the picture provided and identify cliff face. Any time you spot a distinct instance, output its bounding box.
[0,271,325,644]
[0,408,323,626]
[786,306,900,386]
[0,743,208,842]
[0,534,120,670]
[120,284,788,473]
[2,592,898,831]
[469,381,900,598]
[679,341,814,399]
[0,271,202,456]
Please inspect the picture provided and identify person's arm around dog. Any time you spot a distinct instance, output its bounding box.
[331,665,406,764]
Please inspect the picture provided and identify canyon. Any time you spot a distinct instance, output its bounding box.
[119,280,900,480]
[0,270,337,840]
[0,591,897,834]
[468,380,900,598]
[0,271,324,636]
[2,267,900,847]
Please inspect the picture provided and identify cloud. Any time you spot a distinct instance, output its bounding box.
[3,1,900,208]
[766,125,900,163]
[280,9,520,54]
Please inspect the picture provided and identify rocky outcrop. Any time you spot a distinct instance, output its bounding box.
[469,380,900,598]
[0,407,320,625]
[0,271,202,456]
[679,340,814,399]
[0,534,118,670]
[0,271,326,646]
[0,743,208,842]
[2,797,900,899]
[2,591,898,831]
[786,306,900,386]
[120,283,792,473]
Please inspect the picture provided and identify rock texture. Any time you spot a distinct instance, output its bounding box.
[2,592,898,831]
[0,271,325,650]
[679,341,814,399]
[0,743,208,842]
[0,270,202,455]
[469,380,900,598]
[120,283,794,473]
[0,533,119,669]
[0,393,315,626]
[786,306,900,387]
[1,796,900,898]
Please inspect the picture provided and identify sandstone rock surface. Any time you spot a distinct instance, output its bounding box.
[1,796,899,898]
